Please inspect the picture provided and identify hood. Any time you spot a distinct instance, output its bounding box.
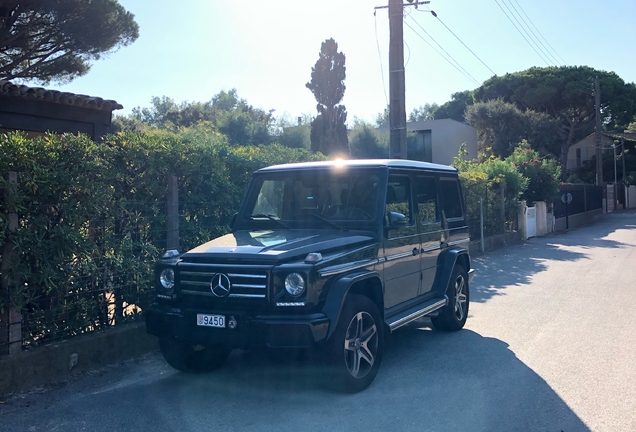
[181,229,376,263]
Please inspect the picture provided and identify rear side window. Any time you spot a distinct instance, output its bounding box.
[415,176,438,224]
[386,175,413,223]
[440,178,463,220]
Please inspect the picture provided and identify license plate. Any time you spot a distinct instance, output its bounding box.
[196,314,225,328]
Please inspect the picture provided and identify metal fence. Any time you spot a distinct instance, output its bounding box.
[553,184,603,219]
[463,182,518,241]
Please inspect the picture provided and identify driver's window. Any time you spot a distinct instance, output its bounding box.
[252,180,284,218]
[385,175,412,225]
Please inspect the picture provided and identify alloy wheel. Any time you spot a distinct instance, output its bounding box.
[343,311,378,378]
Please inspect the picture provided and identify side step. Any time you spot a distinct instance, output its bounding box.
[386,296,448,332]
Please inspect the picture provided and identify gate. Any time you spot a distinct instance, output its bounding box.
[526,206,537,238]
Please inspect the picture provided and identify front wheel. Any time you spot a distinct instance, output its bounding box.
[322,294,384,393]
[159,337,231,373]
[431,264,469,332]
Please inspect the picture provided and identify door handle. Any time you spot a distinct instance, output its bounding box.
[412,248,420,256]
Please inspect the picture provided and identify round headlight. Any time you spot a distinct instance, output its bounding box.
[284,272,305,297]
[160,268,175,289]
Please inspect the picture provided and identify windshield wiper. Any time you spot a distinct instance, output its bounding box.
[249,214,289,229]
[300,212,345,230]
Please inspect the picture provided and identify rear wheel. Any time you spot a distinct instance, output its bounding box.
[431,264,469,332]
[322,294,384,393]
[159,337,231,373]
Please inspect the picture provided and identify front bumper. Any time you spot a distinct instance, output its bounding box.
[146,304,330,349]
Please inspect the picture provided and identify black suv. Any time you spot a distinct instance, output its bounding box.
[146,159,474,392]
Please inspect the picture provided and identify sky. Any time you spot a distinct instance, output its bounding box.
[48,0,636,125]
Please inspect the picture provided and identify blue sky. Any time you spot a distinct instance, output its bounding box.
[50,0,636,124]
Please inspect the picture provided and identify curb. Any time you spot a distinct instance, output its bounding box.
[0,321,158,396]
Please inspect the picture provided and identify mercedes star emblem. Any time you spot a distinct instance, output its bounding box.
[210,273,231,297]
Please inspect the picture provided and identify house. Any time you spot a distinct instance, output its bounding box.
[566,132,615,171]
[0,80,122,142]
[376,119,478,165]
[406,118,478,165]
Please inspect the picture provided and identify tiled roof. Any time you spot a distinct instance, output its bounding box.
[604,131,636,141]
[0,80,123,111]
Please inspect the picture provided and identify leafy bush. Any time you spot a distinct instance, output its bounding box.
[0,128,325,347]
[453,144,527,238]
[348,122,389,158]
[505,141,561,204]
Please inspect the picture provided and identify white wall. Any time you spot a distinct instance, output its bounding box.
[407,119,478,165]
[627,185,636,209]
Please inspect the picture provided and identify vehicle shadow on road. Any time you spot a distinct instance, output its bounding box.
[141,327,590,432]
[378,326,590,431]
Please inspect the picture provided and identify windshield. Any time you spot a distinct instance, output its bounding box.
[245,169,380,226]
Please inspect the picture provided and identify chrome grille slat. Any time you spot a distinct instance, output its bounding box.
[181,290,265,299]
[227,273,266,279]
[232,284,266,289]
[181,281,210,287]
[180,271,215,277]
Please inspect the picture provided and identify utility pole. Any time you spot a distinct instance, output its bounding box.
[621,138,626,183]
[594,76,604,186]
[377,0,430,159]
[388,0,406,159]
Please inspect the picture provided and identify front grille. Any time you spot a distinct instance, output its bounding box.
[177,263,269,301]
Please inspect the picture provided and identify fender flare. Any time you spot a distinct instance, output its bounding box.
[436,248,470,297]
[321,270,381,341]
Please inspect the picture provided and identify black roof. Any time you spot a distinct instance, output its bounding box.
[258,159,457,173]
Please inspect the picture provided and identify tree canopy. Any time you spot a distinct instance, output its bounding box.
[465,99,560,159]
[120,89,274,145]
[408,103,440,122]
[306,38,348,156]
[0,0,139,83]
[434,90,474,123]
[473,66,636,170]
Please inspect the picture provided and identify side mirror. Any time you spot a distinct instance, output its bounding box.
[387,211,408,229]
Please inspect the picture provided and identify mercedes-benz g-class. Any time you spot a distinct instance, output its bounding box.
[146,159,474,392]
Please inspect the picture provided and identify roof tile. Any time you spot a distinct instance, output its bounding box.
[0,80,122,111]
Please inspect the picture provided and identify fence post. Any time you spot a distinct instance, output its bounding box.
[1,172,21,355]
[479,198,484,253]
[166,175,179,251]
[500,183,505,234]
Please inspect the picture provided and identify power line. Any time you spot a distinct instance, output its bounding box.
[425,9,498,78]
[494,0,551,66]
[403,19,480,86]
[504,0,591,95]
[405,15,480,85]
[425,9,534,109]
[510,0,567,65]
[374,11,389,106]
[494,0,592,96]
[505,0,562,66]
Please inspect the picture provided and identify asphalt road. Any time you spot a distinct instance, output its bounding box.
[2,210,635,432]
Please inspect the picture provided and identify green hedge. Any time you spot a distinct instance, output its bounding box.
[0,129,325,347]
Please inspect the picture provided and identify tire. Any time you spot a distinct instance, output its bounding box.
[159,337,231,373]
[431,264,469,332]
[322,294,384,393]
